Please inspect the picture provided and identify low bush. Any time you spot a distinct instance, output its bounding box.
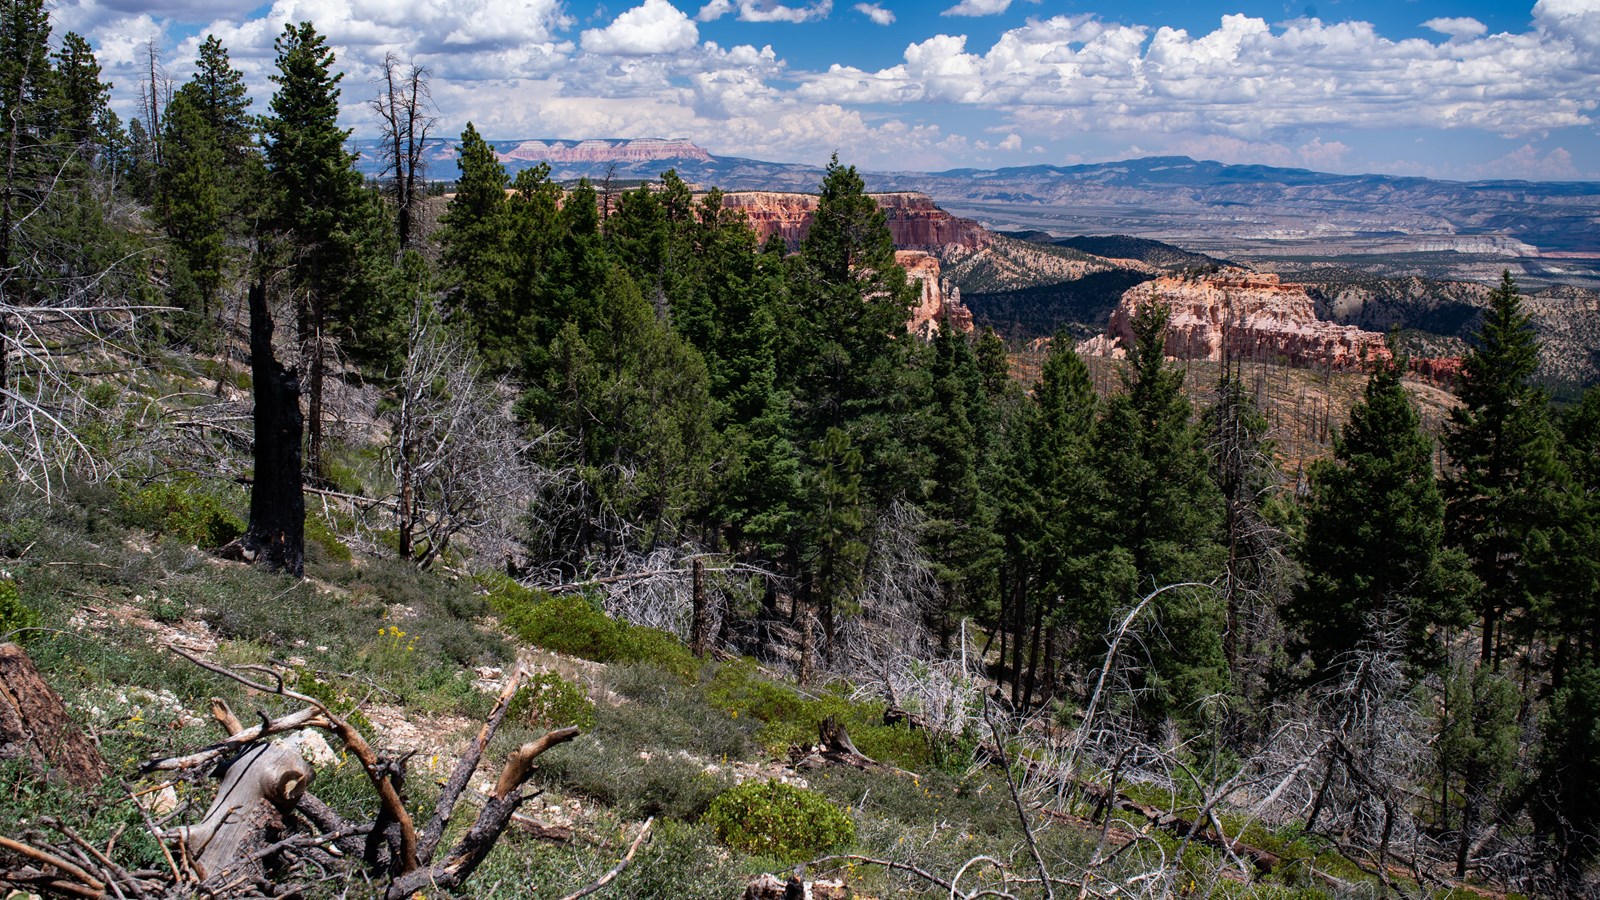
[706,659,936,769]
[0,577,39,641]
[703,779,855,863]
[487,581,696,678]
[119,480,244,549]
[510,671,596,731]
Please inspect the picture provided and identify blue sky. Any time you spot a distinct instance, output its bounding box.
[52,0,1600,179]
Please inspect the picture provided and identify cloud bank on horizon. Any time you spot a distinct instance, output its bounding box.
[52,0,1600,180]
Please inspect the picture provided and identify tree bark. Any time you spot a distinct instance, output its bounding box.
[0,643,106,788]
[690,557,710,657]
[245,277,305,577]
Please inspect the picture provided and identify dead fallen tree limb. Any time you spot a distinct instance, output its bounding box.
[556,817,654,900]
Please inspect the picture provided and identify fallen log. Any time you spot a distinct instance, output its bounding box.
[0,642,106,788]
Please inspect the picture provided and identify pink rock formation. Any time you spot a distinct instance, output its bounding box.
[1407,355,1463,386]
[1078,271,1393,370]
[897,251,974,337]
[719,192,990,252]
[498,138,713,165]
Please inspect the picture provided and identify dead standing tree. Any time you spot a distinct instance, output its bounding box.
[241,276,304,576]
[388,296,532,567]
[369,53,434,251]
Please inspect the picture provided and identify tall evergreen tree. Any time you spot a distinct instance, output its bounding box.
[0,0,56,396]
[996,332,1102,708]
[51,33,111,154]
[1533,662,1600,898]
[1089,301,1226,725]
[1289,357,1468,676]
[1548,386,1600,687]
[262,22,398,477]
[159,37,256,328]
[1442,271,1566,666]
[922,324,997,647]
[436,123,514,367]
[782,156,924,668]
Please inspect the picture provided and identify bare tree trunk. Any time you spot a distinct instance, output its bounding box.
[1022,598,1044,713]
[245,277,305,577]
[1010,579,1026,707]
[798,600,815,687]
[306,323,325,482]
[690,557,710,657]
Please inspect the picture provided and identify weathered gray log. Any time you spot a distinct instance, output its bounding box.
[176,742,313,882]
[0,642,105,788]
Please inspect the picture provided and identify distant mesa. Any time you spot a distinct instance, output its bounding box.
[494,137,714,165]
[719,191,990,253]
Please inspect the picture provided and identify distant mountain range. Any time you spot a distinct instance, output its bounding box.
[352,137,1600,261]
[353,136,1600,388]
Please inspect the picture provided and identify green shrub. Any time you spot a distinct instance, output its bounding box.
[706,659,935,769]
[293,670,376,737]
[305,515,352,564]
[510,671,597,731]
[487,582,696,679]
[120,480,244,548]
[703,780,855,863]
[0,578,40,641]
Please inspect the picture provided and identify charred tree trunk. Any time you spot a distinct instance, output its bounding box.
[245,277,305,577]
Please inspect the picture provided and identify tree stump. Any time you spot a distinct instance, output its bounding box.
[178,742,313,882]
[0,643,105,788]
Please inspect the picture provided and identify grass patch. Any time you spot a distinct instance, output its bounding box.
[706,658,945,770]
[486,579,697,679]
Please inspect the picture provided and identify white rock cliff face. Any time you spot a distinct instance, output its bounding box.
[1078,271,1392,369]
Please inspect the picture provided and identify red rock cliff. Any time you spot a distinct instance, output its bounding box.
[1078,271,1393,370]
[897,250,974,338]
[719,192,990,252]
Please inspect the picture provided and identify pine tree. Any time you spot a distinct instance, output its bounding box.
[1089,300,1226,726]
[998,332,1102,707]
[1442,271,1567,666]
[51,33,111,154]
[262,22,397,477]
[0,0,56,396]
[1548,386,1600,687]
[437,124,514,367]
[159,89,227,321]
[1289,357,1468,676]
[1533,662,1600,898]
[541,266,715,556]
[1437,662,1521,877]
[923,324,997,647]
[160,36,256,327]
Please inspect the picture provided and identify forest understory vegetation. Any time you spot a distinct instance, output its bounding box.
[4,4,1600,898]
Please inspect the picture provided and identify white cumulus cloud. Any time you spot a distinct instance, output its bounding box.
[853,2,893,26]
[581,0,699,56]
[696,0,733,21]
[942,0,1010,17]
[728,0,833,23]
[1423,17,1487,40]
